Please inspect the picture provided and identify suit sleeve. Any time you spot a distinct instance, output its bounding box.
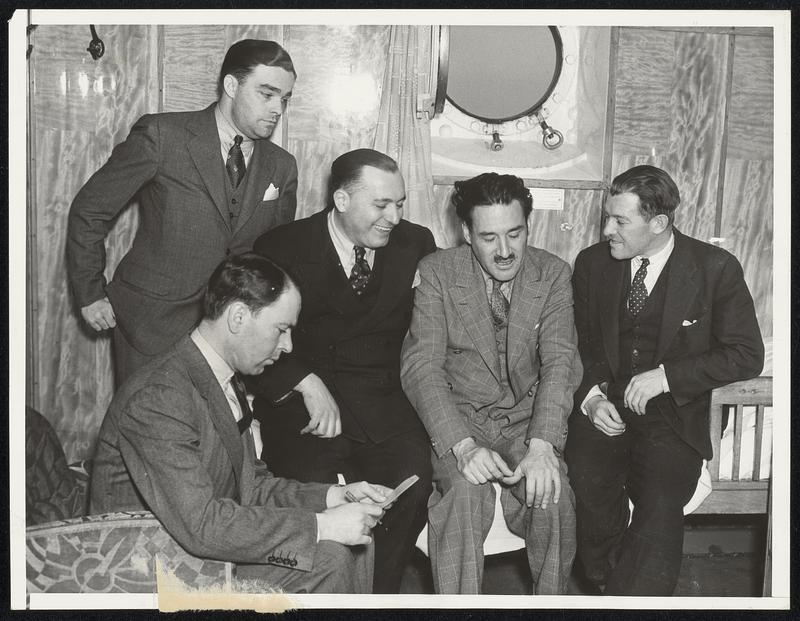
[66,114,160,308]
[527,260,583,452]
[274,154,298,225]
[572,250,612,406]
[662,253,764,405]
[401,258,473,458]
[117,383,325,570]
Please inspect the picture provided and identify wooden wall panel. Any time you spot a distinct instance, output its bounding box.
[721,35,774,338]
[161,25,286,113]
[285,25,390,219]
[612,30,730,244]
[31,25,158,461]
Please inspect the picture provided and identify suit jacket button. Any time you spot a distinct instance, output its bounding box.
[225,248,231,256]
[290,559,298,567]
[268,555,275,563]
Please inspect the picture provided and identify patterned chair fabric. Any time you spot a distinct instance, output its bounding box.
[25,408,231,594]
[27,511,231,593]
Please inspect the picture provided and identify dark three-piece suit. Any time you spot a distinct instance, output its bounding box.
[566,229,764,595]
[251,210,437,593]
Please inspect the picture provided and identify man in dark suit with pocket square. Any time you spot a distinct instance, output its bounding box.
[566,165,764,595]
[67,39,299,386]
[250,148,436,593]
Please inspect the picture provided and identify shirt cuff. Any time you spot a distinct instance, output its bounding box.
[659,364,670,393]
[581,384,607,415]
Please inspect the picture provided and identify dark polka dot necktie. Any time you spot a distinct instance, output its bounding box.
[226,135,245,188]
[489,278,510,328]
[628,257,650,316]
[230,374,253,434]
[349,246,372,295]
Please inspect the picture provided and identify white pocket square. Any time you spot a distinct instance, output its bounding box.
[412,269,421,288]
[263,184,280,201]
[682,319,698,327]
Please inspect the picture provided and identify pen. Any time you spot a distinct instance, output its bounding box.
[345,490,359,503]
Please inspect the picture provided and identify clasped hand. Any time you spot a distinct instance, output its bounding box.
[81,297,116,331]
[452,437,561,509]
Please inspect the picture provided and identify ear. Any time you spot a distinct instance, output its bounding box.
[461,221,473,245]
[225,301,249,334]
[649,214,669,235]
[333,188,349,213]
[223,74,239,100]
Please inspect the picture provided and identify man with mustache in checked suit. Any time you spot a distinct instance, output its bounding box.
[401,172,582,594]
[566,165,764,595]
[250,149,437,593]
[91,253,390,593]
[67,39,299,387]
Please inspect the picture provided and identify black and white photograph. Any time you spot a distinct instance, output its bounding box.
[9,8,790,611]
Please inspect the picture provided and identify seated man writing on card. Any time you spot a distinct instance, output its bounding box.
[90,253,388,593]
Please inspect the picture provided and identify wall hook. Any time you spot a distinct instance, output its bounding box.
[535,111,563,150]
[87,25,105,60]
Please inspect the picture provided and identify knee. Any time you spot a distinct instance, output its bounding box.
[313,541,360,592]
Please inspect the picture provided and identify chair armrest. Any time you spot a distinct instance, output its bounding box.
[27,511,232,593]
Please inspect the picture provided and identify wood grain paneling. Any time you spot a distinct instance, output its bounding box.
[31,25,158,461]
[612,29,730,244]
[285,25,390,219]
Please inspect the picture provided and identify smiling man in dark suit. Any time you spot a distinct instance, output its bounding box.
[250,148,436,593]
[566,165,764,595]
[67,39,298,386]
[91,253,390,592]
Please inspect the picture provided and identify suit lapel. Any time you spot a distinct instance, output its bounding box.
[233,140,275,236]
[179,336,244,490]
[186,105,230,228]
[507,251,549,373]
[353,227,416,337]
[600,258,625,379]
[450,250,501,382]
[655,231,700,361]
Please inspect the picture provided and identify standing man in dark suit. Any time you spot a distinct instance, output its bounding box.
[566,165,764,595]
[401,173,581,594]
[251,149,436,593]
[91,253,389,593]
[67,39,299,386]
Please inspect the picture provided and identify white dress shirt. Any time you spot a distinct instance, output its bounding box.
[581,232,675,414]
[215,105,254,168]
[190,328,263,457]
[327,210,375,276]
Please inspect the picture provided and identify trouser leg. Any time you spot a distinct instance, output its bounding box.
[605,414,701,596]
[427,451,495,594]
[565,411,631,588]
[113,326,159,389]
[352,426,433,593]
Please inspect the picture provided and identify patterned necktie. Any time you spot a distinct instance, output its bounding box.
[349,246,372,295]
[489,278,510,328]
[226,135,245,188]
[230,374,253,434]
[628,257,650,316]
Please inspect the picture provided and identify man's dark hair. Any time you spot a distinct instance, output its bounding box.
[217,39,296,99]
[452,172,533,229]
[325,148,400,211]
[203,253,296,320]
[609,165,681,226]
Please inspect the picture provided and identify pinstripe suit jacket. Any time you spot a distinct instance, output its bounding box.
[67,104,298,356]
[401,245,583,459]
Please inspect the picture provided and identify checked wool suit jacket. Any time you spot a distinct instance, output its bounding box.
[67,104,298,356]
[401,245,583,459]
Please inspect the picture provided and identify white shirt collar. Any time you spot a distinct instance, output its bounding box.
[327,210,375,273]
[191,327,234,389]
[633,231,674,272]
[214,105,254,163]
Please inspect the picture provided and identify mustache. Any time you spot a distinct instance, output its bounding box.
[493,254,516,264]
